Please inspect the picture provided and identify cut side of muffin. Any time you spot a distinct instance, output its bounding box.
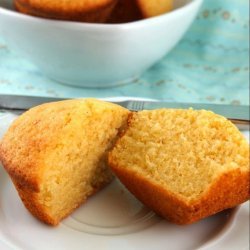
[136,0,173,18]
[14,0,118,23]
[0,99,129,226]
[109,109,250,225]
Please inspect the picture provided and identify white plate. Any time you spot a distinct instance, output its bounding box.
[0,110,249,250]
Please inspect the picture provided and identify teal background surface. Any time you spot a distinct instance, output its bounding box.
[0,0,249,105]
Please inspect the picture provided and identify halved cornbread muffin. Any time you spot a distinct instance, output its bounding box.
[109,109,249,225]
[0,99,129,225]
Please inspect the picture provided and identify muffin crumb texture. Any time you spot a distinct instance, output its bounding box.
[109,109,249,224]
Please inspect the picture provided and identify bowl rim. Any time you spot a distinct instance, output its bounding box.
[0,0,203,30]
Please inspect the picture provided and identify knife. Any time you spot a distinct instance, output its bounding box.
[0,94,249,129]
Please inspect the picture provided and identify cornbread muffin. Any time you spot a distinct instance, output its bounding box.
[109,109,250,225]
[108,0,142,23]
[136,0,173,18]
[0,99,129,225]
[14,0,118,23]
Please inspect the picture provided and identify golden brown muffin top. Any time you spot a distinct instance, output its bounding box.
[16,0,116,12]
[0,99,128,192]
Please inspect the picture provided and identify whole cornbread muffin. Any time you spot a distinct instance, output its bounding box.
[14,0,118,22]
[109,109,250,225]
[0,99,129,225]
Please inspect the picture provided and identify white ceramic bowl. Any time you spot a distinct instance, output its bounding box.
[0,0,202,88]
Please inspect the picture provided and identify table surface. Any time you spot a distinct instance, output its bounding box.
[0,0,249,105]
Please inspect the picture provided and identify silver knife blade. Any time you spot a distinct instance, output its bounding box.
[0,95,249,122]
[126,101,250,121]
[0,95,66,110]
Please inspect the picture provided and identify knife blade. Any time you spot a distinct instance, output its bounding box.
[0,94,249,123]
